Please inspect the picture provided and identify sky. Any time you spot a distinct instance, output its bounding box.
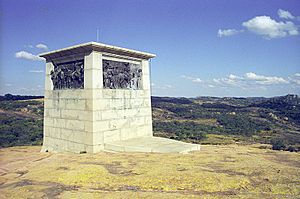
[0,0,299,97]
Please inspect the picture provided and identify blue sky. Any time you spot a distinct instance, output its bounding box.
[0,0,299,97]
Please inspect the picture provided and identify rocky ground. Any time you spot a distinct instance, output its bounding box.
[0,144,299,198]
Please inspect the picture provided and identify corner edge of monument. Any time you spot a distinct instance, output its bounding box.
[39,41,156,61]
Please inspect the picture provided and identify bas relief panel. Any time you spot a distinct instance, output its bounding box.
[103,59,142,89]
[50,59,84,90]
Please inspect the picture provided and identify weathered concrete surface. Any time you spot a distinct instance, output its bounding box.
[1,145,299,198]
[104,137,200,153]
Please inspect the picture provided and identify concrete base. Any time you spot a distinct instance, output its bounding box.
[104,136,200,153]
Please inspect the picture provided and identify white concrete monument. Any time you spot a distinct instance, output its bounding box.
[40,42,200,153]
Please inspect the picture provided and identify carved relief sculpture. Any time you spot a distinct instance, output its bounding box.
[103,59,142,89]
[50,59,84,90]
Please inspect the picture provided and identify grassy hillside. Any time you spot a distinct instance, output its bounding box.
[152,95,300,151]
[0,94,300,151]
[1,145,300,198]
[0,99,43,148]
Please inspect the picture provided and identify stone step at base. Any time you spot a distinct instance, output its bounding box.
[104,136,200,153]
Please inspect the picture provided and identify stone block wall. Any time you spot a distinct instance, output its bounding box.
[42,51,153,153]
[43,90,95,153]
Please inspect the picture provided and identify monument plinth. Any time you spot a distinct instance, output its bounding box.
[40,42,200,153]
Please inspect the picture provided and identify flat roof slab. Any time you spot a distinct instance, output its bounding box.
[39,42,156,61]
[104,137,200,153]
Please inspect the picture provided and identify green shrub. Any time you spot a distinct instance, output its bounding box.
[153,121,207,141]
[271,138,286,150]
[0,115,43,148]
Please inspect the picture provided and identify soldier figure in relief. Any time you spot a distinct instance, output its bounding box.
[50,60,84,90]
[102,60,142,90]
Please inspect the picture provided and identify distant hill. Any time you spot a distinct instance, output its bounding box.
[0,94,299,151]
[0,93,43,101]
[0,97,44,148]
[152,94,300,151]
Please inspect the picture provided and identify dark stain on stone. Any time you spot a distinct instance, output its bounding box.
[222,156,236,163]
[121,185,141,191]
[56,167,69,170]
[206,164,246,176]
[0,179,79,198]
[41,183,79,199]
[177,167,188,172]
[80,161,139,176]
[16,179,34,187]
[33,154,52,162]
[1,179,34,188]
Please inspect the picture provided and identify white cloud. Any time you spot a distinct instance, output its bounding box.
[36,43,48,51]
[218,29,243,37]
[294,73,300,77]
[5,83,12,87]
[212,78,221,84]
[290,78,300,85]
[212,72,288,86]
[20,87,43,92]
[192,78,202,83]
[242,16,299,39]
[29,70,44,73]
[205,72,291,89]
[228,74,237,79]
[15,51,45,61]
[244,72,288,84]
[228,74,243,80]
[181,75,202,83]
[288,73,300,85]
[151,83,173,90]
[214,77,240,87]
[278,9,295,20]
[182,72,293,90]
[211,74,244,88]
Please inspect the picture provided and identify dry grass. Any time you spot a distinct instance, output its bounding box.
[0,145,299,198]
[199,134,238,145]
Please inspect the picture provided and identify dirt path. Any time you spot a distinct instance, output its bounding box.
[0,109,41,119]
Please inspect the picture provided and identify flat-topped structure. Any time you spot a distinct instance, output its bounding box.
[40,42,200,153]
